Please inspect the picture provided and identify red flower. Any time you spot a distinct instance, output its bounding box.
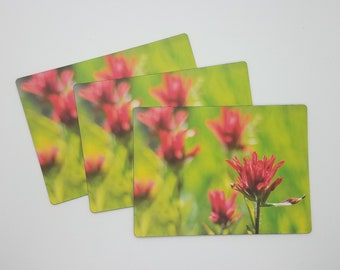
[207,107,249,151]
[84,156,105,176]
[20,69,76,126]
[157,130,200,166]
[226,152,285,205]
[102,102,132,137]
[94,55,135,80]
[49,91,78,126]
[78,80,130,106]
[21,69,73,98]
[137,107,188,132]
[209,190,240,228]
[150,74,192,106]
[134,180,154,201]
[37,147,58,170]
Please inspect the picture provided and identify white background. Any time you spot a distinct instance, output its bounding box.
[1,1,339,269]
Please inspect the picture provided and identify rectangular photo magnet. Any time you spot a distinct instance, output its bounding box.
[133,105,311,236]
[16,34,197,204]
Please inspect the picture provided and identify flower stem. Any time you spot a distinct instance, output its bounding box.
[255,200,261,234]
[172,168,182,235]
[220,223,226,235]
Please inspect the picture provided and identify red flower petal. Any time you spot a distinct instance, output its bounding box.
[227,152,285,204]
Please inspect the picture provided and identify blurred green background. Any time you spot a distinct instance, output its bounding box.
[134,105,311,236]
[73,33,197,83]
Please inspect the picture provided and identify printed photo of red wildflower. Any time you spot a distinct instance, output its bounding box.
[134,106,311,237]
[16,34,198,205]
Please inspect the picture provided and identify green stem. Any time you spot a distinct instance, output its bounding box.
[172,168,182,235]
[117,134,133,177]
[244,197,255,229]
[255,200,261,234]
[177,175,182,197]
[220,223,226,235]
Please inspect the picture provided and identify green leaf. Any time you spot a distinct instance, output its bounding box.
[246,225,254,235]
[244,197,255,228]
[263,195,306,207]
[202,223,216,235]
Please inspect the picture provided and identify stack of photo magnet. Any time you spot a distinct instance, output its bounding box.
[16,33,311,237]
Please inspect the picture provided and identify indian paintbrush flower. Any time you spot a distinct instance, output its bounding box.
[207,107,249,151]
[21,69,77,126]
[137,107,188,132]
[37,147,58,170]
[208,190,240,233]
[226,152,284,206]
[227,152,305,234]
[78,80,130,107]
[138,107,200,172]
[49,91,78,126]
[84,156,105,177]
[21,69,73,98]
[79,80,137,139]
[150,73,192,107]
[157,130,200,166]
[102,102,133,137]
[94,55,136,81]
[134,180,154,201]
